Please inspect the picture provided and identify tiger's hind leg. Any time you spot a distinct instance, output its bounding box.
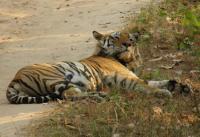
[103,73,172,97]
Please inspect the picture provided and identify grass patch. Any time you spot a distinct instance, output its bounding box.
[125,0,200,82]
[142,68,170,80]
[26,92,200,137]
[127,0,200,51]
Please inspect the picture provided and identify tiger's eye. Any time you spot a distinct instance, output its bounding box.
[77,82,85,87]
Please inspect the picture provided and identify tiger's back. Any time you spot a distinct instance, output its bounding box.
[81,56,139,80]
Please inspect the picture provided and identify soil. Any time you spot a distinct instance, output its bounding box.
[0,0,150,136]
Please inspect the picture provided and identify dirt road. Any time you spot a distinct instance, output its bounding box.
[0,0,150,136]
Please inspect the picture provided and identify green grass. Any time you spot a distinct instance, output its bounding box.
[141,68,170,81]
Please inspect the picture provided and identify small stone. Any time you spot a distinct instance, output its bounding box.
[101,25,107,28]
[192,105,200,113]
[113,133,120,137]
[175,70,183,75]
[105,22,111,24]
[146,68,152,71]
[127,123,135,128]
[56,6,61,10]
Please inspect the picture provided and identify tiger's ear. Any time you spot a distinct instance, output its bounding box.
[129,32,140,43]
[93,31,103,40]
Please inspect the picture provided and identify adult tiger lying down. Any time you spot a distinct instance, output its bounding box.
[6,31,185,104]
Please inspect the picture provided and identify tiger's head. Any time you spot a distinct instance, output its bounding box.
[93,31,143,72]
[93,31,139,57]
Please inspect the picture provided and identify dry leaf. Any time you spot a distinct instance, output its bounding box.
[149,56,163,62]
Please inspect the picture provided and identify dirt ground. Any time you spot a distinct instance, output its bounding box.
[0,0,150,136]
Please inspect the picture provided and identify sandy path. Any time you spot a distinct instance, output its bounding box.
[0,0,150,136]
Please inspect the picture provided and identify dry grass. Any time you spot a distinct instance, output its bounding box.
[26,92,200,137]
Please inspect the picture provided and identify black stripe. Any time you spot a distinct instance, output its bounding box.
[36,68,63,77]
[103,39,106,45]
[23,74,33,82]
[19,79,41,96]
[90,65,102,85]
[33,72,47,95]
[82,64,91,75]
[22,97,28,103]
[35,97,43,103]
[56,64,66,71]
[29,97,35,103]
[36,69,62,77]
[52,65,65,75]
[30,75,43,95]
[120,79,127,88]
[107,38,110,47]
[79,65,92,80]
[23,71,43,94]
[132,82,137,90]
[11,95,18,103]
[42,78,51,93]
[130,81,137,90]
[114,74,117,84]
[66,62,81,75]
[65,69,75,75]
[86,60,103,76]
[128,80,134,89]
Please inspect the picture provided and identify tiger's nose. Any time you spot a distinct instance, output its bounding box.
[122,42,131,47]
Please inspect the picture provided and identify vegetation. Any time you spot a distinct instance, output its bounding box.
[26,92,199,137]
[126,0,200,82]
[26,0,200,137]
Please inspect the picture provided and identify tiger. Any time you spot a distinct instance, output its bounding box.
[6,30,182,104]
[93,31,143,73]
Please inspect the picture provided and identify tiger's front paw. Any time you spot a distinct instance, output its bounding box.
[167,80,191,95]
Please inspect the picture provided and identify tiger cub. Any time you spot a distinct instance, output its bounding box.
[6,31,175,104]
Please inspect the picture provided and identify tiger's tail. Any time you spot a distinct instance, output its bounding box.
[6,82,62,104]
